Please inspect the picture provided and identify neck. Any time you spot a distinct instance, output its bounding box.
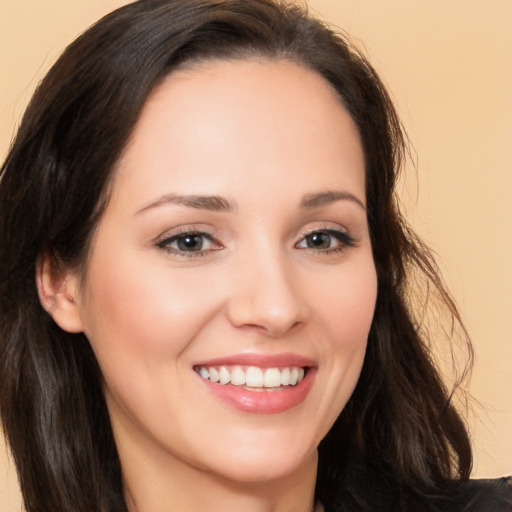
[119,433,318,512]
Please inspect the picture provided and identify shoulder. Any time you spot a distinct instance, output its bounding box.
[452,476,512,512]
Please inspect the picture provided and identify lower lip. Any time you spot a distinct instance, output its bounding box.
[197,368,316,414]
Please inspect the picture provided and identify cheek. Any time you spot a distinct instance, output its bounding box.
[76,249,228,440]
[316,258,377,349]
[78,246,224,374]
[309,257,377,421]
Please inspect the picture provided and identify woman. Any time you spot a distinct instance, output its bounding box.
[0,1,510,511]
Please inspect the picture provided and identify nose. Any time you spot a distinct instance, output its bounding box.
[226,249,309,337]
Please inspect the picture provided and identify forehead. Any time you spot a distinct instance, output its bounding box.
[112,58,365,204]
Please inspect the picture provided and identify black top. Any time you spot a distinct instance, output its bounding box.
[455,477,511,511]
[325,476,512,511]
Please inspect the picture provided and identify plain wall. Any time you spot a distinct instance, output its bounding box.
[1,1,511,509]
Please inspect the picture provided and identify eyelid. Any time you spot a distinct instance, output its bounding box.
[153,223,358,259]
[156,227,223,258]
[294,226,357,253]
[155,224,216,244]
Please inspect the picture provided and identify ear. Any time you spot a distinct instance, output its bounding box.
[36,252,85,333]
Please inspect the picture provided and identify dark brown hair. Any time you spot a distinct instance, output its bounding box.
[0,1,473,511]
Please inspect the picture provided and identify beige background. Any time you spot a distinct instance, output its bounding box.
[1,0,511,509]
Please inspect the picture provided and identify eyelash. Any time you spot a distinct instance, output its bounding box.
[156,229,220,258]
[156,227,356,259]
[296,228,356,255]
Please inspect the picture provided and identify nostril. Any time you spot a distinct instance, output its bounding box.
[225,265,310,335]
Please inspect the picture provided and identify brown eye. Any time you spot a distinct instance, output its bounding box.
[175,234,205,252]
[158,231,218,256]
[296,229,356,253]
[305,232,331,249]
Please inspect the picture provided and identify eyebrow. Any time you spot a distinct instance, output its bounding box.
[300,190,366,211]
[135,189,365,216]
[135,193,236,215]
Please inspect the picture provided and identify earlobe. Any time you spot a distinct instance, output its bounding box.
[36,253,85,333]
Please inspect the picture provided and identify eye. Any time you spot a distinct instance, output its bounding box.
[157,231,220,257]
[296,229,355,253]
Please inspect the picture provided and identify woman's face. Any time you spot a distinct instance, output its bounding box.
[69,60,377,484]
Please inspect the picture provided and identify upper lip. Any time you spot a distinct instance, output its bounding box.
[193,352,316,369]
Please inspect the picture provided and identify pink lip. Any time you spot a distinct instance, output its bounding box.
[193,353,317,414]
[193,352,316,369]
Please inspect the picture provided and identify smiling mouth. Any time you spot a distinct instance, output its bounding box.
[194,365,307,390]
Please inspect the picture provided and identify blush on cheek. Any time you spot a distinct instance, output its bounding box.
[317,272,377,349]
[84,259,227,367]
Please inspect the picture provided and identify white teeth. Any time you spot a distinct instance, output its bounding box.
[245,366,264,387]
[196,365,307,388]
[219,366,231,385]
[209,367,220,383]
[263,368,282,387]
[230,366,246,386]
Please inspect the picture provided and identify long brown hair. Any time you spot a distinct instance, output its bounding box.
[0,1,472,510]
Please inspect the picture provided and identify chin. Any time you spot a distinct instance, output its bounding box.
[200,443,318,485]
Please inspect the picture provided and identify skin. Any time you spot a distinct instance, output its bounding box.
[41,59,377,512]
